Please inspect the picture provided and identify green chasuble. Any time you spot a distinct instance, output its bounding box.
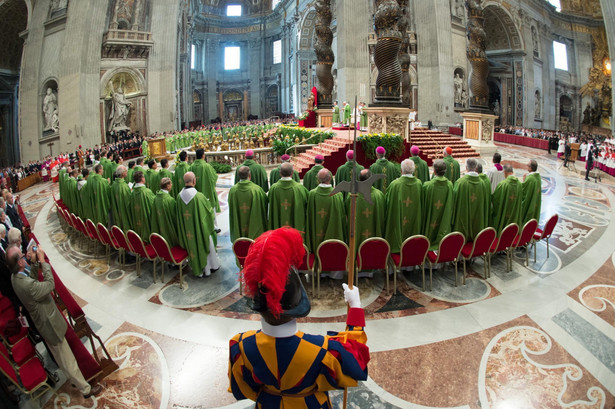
[228,180,268,242]
[409,156,430,184]
[126,168,135,184]
[268,179,308,233]
[369,158,401,193]
[103,159,115,181]
[479,173,492,217]
[360,110,367,128]
[302,164,323,192]
[306,185,347,252]
[334,161,364,186]
[422,176,454,250]
[491,176,522,234]
[172,161,190,197]
[58,168,67,204]
[130,185,155,241]
[348,187,385,251]
[332,106,340,123]
[176,188,217,275]
[78,181,90,220]
[452,174,489,241]
[190,159,220,212]
[269,166,300,186]
[65,178,78,214]
[110,178,133,232]
[133,165,145,175]
[441,156,461,184]
[151,191,180,247]
[520,172,542,225]
[384,176,423,253]
[145,169,160,194]
[344,104,351,125]
[141,140,149,158]
[234,159,269,193]
[86,173,111,225]
[158,168,173,184]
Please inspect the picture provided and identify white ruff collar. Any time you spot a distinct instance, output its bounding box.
[179,187,197,204]
[261,318,297,338]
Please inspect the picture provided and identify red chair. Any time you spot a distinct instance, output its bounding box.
[111,226,133,269]
[97,223,121,265]
[315,240,349,298]
[488,223,519,273]
[533,214,558,262]
[512,219,538,266]
[461,227,497,280]
[150,233,189,290]
[0,336,37,367]
[0,343,55,402]
[126,230,159,282]
[69,213,81,240]
[232,238,254,295]
[356,238,391,291]
[390,235,430,292]
[85,219,102,256]
[427,232,465,289]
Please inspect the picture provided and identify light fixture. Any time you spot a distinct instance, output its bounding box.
[604,58,612,76]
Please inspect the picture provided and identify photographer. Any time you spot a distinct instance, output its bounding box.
[585,139,598,181]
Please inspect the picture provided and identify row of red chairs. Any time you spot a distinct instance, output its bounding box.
[233,215,558,297]
[0,295,56,403]
[53,196,190,290]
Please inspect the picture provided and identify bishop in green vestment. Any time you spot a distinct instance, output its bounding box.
[158,158,173,183]
[409,146,429,183]
[172,151,190,197]
[126,161,136,184]
[491,164,522,234]
[384,160,423,253]
[191,148,220,212]
[423,160,453,250]
[234,150,269,193]
[145,159,160,194]
[151,177,180,247]
[369,147,401,193]
[343,101,351,126]
[176,172,220,277]
[110,166,133,232]
[268,163,308,233]
[520,160,542,224]
[441,147,461,183]
[332,101,340,123]
[77,170,89,220]
[335,150,364,186]
[86,164,111,225]
[103,152,115,180]
[58,164,69,205]
[303,156,324,192]
[228,166,268,242]
[305,169,346,252]
[133,158,146,175]
[130,171,155,242]
[349,170,385,251]
[64,170,78,214]
[452,158,489,241]
[270,154,300,186]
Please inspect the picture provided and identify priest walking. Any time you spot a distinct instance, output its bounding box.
[350,169,385,250]
[151,177,180,247]
[305,169,346,253]
[491,164,522,234]
[110,165,132,232]
[303,155,325,192]
[268,163,308,233]
[228,166,268,242]
[452,158,489,241]
[172,150,190,197]
[191,148,220,212]
[423,160,453,249]
[369,146,400,193]
[130,171,155,242]
[521,159,542,224]
[270,154,300,185]
[176,172,220,278]
[235,150,269,193]
[335,150,364,186]
[409,145,429,183]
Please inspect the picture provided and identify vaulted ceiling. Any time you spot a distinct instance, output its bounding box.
[0,0,28,73]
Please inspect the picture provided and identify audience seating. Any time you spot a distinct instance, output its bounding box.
[427,232,465,289]
[512,219,538,266]
[356,238,391,292]
[533,214,558,262]
[390,235,430,292]
[127,230,160,282]
[315,240,349,298]
[111,226,133,269]
[97,223,121,265]
[84,219,102,256]
[0,343,55,403]
[461,227,497,279]
[232,238,254,295]
[150,233,189,290]
[488,223,520,273]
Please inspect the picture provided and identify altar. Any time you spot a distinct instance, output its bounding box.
[148,138,167,159]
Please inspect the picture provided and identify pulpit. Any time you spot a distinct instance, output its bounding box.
[148,138,167,159]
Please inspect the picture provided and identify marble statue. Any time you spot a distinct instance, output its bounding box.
[109,87,132,131]
[43,88,58,131]
[583,102,592,124]
[493,100,500,117]
[535,91,541,119]
[531,26,539,56]
[51,109,59,132]
[454,73,463,105]
[50,0,68,11]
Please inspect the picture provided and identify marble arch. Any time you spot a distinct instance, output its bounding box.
[483,2,524,51]
[99,68,147,99]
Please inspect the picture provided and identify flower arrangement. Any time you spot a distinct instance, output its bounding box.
[271,126,336,156]
[358,132,405,160]
[297,111,309,120]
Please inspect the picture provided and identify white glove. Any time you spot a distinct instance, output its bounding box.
[342,283,361,308]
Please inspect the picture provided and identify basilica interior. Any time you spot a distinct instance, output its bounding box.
[1,0,615,408]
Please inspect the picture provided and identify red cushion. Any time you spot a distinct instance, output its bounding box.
[512,235,520,247]
[7,326,28,344]
[18,357,48,391]
[307,254,315,269]
[533,228,544,240]
[460,242,474,258]
[144,244,157,259]
[10,338,35,366]
[170,246,188,263]
[427,251,438,263]
[390,253,401,265]
[489,238,500,252]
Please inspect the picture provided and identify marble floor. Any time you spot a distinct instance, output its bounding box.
[12,143,615,408]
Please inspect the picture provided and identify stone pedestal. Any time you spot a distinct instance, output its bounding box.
[461,111,497,155]
[316,110,333,128]
[364,107,411,141]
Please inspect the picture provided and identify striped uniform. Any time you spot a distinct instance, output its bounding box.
[229,308,369,408]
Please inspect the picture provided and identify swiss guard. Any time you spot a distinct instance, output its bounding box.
[228,227,370,408]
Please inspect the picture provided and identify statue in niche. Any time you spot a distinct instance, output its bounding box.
[454,73,463,105]
[452,0,465,19]
[43,88,58,131]
[583,102,592,124]
[534,91,541,119]
[109,87,132,131]
[493,100,500,117]
[51,109,59,132]
[50,0,68,12]
[531,26,539,57]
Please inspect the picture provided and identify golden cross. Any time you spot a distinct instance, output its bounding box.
[431,220,439,230]
[362,229,371,239]
[470,193,477,202]
[434,200,443,210]
[134,204,141,212]
[509,194,516,201]
[316,230,325,238]
[402,216,408,226]
[190,251,195,259]
[362,207,372,218]
[240,203,250,213]
[157,210,162,216]
[136,220,142,227]
[403,197,413,207]
[186,232,194,241]
[281,199,291,211]
[183,210,192,220]
[284,220,290,226]
[317,208,328,219]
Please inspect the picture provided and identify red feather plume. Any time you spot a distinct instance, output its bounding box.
[241,227,305,317]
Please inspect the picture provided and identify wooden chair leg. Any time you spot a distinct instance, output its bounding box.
[429,263,433,291]
[421,264,425,291]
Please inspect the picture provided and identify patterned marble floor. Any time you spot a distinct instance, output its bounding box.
[14,143,615,408]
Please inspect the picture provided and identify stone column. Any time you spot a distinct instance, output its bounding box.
[465,0,489,110]
[600,0,615,133]
[398,0,411,107]
[314,0,334,109]
[372,0,402,105]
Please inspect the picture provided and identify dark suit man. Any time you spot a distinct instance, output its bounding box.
[5,193,23,231]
